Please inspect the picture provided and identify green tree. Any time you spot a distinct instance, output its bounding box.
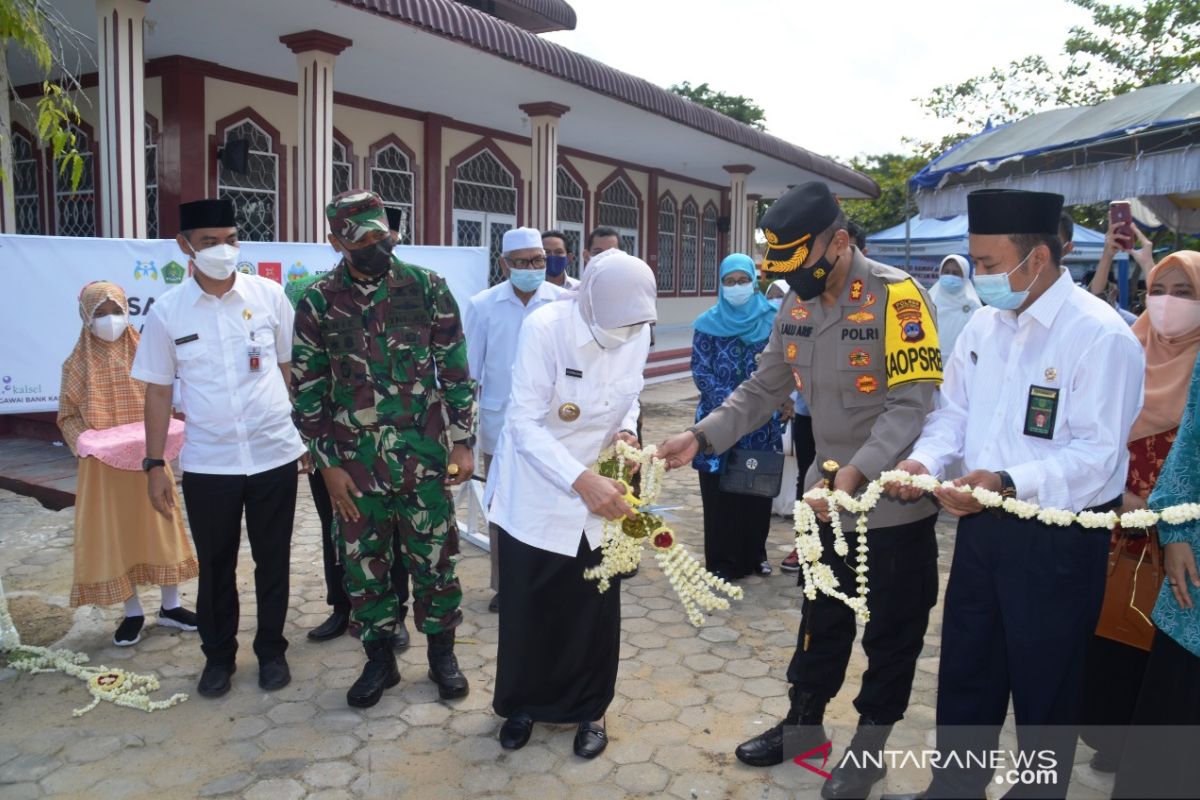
[668,81,767,130]
[840,152,929,236]
[919,0,1200,143]
[1,0,88,189]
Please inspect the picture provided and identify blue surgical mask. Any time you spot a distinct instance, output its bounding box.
[937,274,965,293]
[545,255,568,277]
[768,298,783,309]
[510,268,546,292]
[723,283,755,307]
[972,250,1035,310]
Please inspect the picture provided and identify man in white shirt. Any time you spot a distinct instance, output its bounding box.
[542,229,580,289]
[133,199,306,699]
[888,189,1145,798]
[487,250,654,759]
[464,227,563,611]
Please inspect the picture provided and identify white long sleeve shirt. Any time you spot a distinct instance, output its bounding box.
[464,280,564,454]
[131,274,305,476]
[909,271,1145,512]
[484,300,648,556]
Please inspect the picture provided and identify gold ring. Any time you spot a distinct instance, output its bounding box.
[447,464,460,476]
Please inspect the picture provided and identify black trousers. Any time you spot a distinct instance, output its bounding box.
[697,470,771,577]
[308,472,409,621]
[927,512,1109,799]
[181,461,298,665]
[792,413,816,496]
[786,513,939,724]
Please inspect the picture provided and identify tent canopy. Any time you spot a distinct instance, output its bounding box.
[910,82,1200,231]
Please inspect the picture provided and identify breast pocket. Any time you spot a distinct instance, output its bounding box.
[321,316,369,386]
[250,325,277,365]
[173,340,205,382]
[837,341,884,409]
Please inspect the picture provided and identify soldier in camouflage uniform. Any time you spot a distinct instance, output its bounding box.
[291,190,477,708]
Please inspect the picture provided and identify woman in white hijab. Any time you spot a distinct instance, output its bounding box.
[487,249,657,760]
[929,254,982,362]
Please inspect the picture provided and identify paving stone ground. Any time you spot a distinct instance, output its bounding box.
[0,379,1114,799]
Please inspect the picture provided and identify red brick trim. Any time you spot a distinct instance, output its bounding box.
[279,31,353,56]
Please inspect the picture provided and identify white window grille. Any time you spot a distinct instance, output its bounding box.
[657,195,677,293]
[701,205,719,293]
[12,131,40,235]
[598,177,639,256]
[452,150,517,284]
[145,122,159,238]
[556,165,585,277]
[370,143,414,244]
[54,124,95,237]
[679,199,699,294]
[217,119,278,241]
[332,138,352,198]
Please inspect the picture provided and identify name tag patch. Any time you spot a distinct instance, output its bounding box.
[174,333,199,345]
[565,368,583,378]
[1024,385,1059,439]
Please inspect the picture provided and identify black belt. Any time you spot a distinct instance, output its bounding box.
[1083,496,1122,514]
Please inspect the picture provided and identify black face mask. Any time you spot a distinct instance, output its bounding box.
[346,239,395,277]
[784,243,837,301]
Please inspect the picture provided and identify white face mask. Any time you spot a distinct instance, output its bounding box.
[189,243,240,280]
[591,322,645,349]
[1147,294,1200,339]
[91,313,128,342]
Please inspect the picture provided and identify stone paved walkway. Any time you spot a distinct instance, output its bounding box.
[0,380,1114,799]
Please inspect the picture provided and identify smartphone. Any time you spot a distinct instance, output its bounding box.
[1109,201,1133,250]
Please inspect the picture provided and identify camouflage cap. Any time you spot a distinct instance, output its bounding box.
[326,190,390,243]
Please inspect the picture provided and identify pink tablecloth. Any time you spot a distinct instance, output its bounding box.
[76,419,185,471]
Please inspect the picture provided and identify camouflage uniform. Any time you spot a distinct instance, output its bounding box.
[291,193,476,645]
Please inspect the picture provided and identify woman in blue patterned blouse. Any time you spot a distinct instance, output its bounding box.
[691,253,782,581]
[1114,345,1200,799]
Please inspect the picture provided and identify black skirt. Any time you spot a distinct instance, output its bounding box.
[697,469,771,577]
[493,527,621,723]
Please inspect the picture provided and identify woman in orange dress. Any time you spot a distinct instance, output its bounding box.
[58,281,199,646]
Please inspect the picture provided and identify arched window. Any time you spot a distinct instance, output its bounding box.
[217,117,279,242]
[145,120,159,238]
[598,175,639,256]
[11,130,41,235]
[701,204,720,294]
[556,164,585,278]
[451,147,517,285]
[54,123,96,237]
[657,195,678,293]
[370,142,415,244]
[679,199,699,294]
[332,137,352,198]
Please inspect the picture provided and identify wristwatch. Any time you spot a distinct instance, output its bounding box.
[142,457,166,472]
[996,470,1016,499]
[453,436,477,448]
[687,426,714,456]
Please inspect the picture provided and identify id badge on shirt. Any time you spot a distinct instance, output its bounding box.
[1023,385,1059,439]
[248,345,262,373]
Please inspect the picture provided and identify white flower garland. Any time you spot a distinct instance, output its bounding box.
[0,577,188,716]
[583,440,744,626]
[793,468,1200,620]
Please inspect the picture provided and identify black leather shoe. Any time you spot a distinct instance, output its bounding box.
[499,715,533,750]
[574,721,608,759]
[488,593,500,613]
[347,639,400,708]
[427,631,469,699]
[735,687,828,767]
[392,619,410,651]
[308,610,350,641]
[822,716,892,799]
[1090,749,1119,773]
[258,657,291,691]
[197,661,236,698]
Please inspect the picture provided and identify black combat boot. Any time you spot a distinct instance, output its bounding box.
[427,631,469,699]
[346,638,400,708]
[735,687,828,767]
[821,715,893,799]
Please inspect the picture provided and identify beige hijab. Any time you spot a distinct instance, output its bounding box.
[59,281,143,434]
[1129,251,1200,440]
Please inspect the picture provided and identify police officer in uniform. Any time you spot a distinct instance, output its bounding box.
[659,182,942,799]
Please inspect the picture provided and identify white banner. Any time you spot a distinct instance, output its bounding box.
[0,235,489,414]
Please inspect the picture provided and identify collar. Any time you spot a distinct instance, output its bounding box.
[502,279,557,306]
[1002,269,1073,330]
[185,272,244,305]
[572,302,596,349]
